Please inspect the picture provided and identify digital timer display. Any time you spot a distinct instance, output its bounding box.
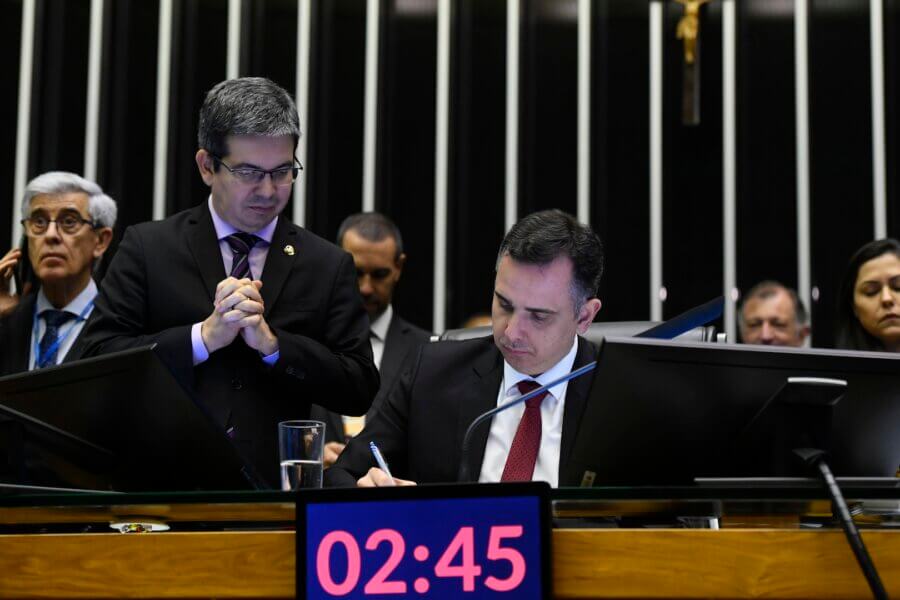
[297,484,550,599]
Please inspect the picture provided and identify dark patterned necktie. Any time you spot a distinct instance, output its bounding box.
[37,310,74,368]
[500,380,548,482]
[225,232,260,279]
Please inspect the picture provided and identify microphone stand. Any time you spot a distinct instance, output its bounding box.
[794,448,888,600]
[456,361,597,483]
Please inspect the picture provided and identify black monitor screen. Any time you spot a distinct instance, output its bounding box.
[0,346,258,491]
[563,338,900,486]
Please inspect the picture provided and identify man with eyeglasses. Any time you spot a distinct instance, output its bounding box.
[80,77,378,488]
[0,171,116,375]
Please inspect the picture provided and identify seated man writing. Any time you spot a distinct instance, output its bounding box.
[326,209,603,487]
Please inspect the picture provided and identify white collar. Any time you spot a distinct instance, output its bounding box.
[207,195,278,242]
[370,304,393,341]
[502,337,579,399]
[36,278,98,316]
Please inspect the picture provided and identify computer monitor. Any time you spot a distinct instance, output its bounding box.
[562,338,900,486]
[0,346,262,491]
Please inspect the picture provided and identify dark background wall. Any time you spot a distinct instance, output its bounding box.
[3,0,898,343]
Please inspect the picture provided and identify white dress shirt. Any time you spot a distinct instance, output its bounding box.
[478,338,578,487]
[30,279,98,370]
[369,304,392,371]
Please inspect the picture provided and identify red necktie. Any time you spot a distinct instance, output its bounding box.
[500,380,547,481]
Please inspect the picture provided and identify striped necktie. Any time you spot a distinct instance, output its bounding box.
[225,232,260,279]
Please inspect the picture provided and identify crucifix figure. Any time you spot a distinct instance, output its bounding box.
[675,0,711,125]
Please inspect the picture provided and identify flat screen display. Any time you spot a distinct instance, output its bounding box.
[297,483,551,599]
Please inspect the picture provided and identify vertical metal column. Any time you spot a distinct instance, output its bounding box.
[83,0,105,181]
[649,1,664,322]
[227,0,242,79]
[12,0,37,247]
[362,0,380,213]
[152,0,173,221]
[294,0,312,227]
[433,0,451,332]
[795,0,811,325]
[870,0,887,239]
[723,0,737,342]
[577,0,591,224]
[504,0,520,233]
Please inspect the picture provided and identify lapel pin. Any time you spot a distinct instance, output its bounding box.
[283,244,295,256]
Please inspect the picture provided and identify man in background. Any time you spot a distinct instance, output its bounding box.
[739,280,810,347]
[312,212,431,466]
[0,172,116,374]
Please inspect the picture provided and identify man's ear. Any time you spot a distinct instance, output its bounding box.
[93,227,114,259]
[576,298,602,334]
[195,149,215,186]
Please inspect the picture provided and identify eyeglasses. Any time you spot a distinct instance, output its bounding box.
[21,211,96,236]
[209,152,302,186]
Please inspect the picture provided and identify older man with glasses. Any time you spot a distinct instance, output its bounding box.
[79,77,378,488]
[0,171,116,374]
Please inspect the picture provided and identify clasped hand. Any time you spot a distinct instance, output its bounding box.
[201,277,278,356]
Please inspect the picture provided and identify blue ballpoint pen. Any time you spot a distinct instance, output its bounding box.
[369,441,395,483]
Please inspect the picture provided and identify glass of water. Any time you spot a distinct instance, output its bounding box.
[278,420,325,490]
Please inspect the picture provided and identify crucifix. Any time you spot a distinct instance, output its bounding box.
[675,0,711,125]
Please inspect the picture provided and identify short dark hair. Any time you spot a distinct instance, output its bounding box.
[336,212,404,259]
[496,209,604,309]
[197,77,300,164]
[739,280,808,328]
[836,238,900,351]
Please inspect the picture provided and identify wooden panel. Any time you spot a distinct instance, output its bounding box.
[1,528,899,598]
[0,531,295,599]
[553,529,900,598]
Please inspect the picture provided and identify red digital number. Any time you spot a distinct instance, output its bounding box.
[434,526,483,591]
[316,531,361,596]
[363,529,408,594]
[484,525,527,591]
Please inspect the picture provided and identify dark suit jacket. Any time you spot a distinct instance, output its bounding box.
[311,313,431,444]
[80,204,379,487]
[0,292,91,376]
[325,335,597,487]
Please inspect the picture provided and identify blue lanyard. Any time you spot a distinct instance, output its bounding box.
[32,300,94,369]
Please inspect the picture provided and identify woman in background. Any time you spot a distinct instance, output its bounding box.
[836,238,900,352]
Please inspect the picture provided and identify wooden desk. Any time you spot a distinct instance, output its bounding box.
[1,528,898,598]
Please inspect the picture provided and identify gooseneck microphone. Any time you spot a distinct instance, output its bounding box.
[455,296,724,482]
[456,361,597,483]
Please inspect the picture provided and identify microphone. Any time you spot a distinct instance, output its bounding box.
[456,361,597,483]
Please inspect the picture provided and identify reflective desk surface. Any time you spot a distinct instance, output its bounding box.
[1,482,899,529]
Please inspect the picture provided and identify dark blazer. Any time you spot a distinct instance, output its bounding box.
[0,292,91,376]
[325,335,597,487]
[311,313,431,444]
[80,204,379,487]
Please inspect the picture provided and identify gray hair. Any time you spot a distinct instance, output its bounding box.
[22,171,117,228]
[198,77,301,160]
